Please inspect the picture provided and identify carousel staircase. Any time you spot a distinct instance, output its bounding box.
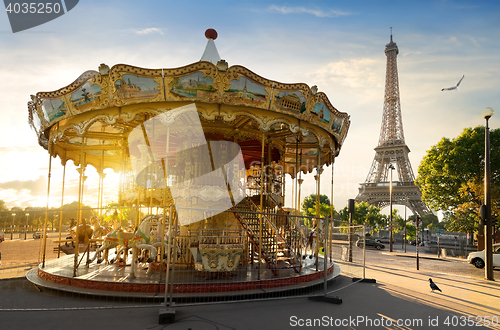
[231,197,302,275]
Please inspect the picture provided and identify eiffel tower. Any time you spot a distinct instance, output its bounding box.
[356,32,431,217]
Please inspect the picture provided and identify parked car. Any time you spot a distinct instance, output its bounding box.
[0,231,4,242]
[467,243,500,269]
[409,238,422,246]
[356,238,385,250]
[375,236,395,244]
[33,231,45,239]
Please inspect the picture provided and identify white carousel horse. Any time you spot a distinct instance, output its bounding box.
[148,226,182,262]
[87,215,161,266]
[304,228,323,258]
[89,216,114,238]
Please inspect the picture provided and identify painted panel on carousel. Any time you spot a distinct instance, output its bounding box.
[226,76,267,105]
[114,74,160,101]
[312,101,331,124]
[274,91,306,114]
[42,97,67,122]
[170,72,215,98]
[70,81,102,111]
[331,117,344,134]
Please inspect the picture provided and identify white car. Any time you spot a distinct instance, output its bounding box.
[467,243,500,269]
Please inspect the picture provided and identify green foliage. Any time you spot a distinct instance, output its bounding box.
[301,194,330,217]
[416,126,500,233]
[102,202,138,228]
[404,223,417,241]
[337,201,386,232]
[442,211,478,233]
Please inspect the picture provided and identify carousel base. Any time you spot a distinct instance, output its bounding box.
[26,253,340,300]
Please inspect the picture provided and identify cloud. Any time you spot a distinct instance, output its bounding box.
[268,5,351,18]
[134,28,164,35]
[311,58,383,89]
[0,176,47,195]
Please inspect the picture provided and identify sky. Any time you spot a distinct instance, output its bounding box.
[0,0,499,217]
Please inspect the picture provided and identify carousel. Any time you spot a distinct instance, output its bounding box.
[26,29,351,298]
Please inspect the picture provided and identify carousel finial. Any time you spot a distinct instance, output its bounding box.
[205,28,218,40]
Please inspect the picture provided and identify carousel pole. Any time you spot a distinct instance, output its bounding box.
[99,150,104,218]
[281,157,286,207]
[169,206,178,305]
[297,151,303,257]
[73,135,85,277]
[57,161,66,258]
[164,204,174,307]
[294,136,298,213]
[136,187,141,227]
[258,132,265,279]
[329,152,335,261]
[119,138,126,207]
[314,149,321,270]
[160,126,170,281]
[41,143,53,268]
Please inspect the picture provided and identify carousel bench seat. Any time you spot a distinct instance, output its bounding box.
[194,243,244,273]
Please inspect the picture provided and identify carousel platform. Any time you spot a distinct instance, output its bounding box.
[26,253,340,300]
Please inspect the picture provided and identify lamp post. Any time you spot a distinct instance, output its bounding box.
[482,107,494,280]
[388,163,395,252]
[11,213,15,240]
[24,213,29,240]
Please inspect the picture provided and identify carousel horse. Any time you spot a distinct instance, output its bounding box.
[303,227,324,259]
[89,216,114,238]
[148,226,182,262]
[69,218,94,245]
[87,214,160,266]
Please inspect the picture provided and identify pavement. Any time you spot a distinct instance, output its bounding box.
[0,246,499,330]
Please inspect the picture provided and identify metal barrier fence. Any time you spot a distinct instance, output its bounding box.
[0,205,366,311]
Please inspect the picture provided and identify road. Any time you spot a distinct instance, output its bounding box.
[362,244,495,281]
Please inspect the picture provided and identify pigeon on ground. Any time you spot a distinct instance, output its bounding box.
[441,75,464,91]
[429,278,442,292]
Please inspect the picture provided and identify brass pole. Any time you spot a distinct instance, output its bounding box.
[315,149,321,270]
[99,150,105,218]
[259,132,265,279]
[297,150,303,216]
[41,148,52,268]
[164,204,173,307]
[73,135,85,277]
[57,162,66,258]
[169,207,178,307]
[330,152,335,261]
[159,126,170,281]
[294,135,299,213]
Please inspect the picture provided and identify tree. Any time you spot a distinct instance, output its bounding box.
[337,201,386,233]
[301,194,330,217]
[416,126,500,233]
[0,200,9,231]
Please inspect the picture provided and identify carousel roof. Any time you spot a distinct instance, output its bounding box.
[27,30,350,178]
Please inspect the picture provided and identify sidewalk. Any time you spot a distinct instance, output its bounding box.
[1,258,499,330]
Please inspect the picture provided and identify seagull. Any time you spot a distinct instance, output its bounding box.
[441,75,464,91]
[429,278,442,292]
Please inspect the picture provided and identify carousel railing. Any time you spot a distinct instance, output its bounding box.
[231,197,302,274]
[244,179,307,267]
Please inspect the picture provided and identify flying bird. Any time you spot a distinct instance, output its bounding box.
[429,278,442,292]
[441,75,464,91]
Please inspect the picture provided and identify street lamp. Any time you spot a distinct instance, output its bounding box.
[11,213,15,240]
[24,213,29,240]
[388,163,395,252]
[482,107,494,280]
